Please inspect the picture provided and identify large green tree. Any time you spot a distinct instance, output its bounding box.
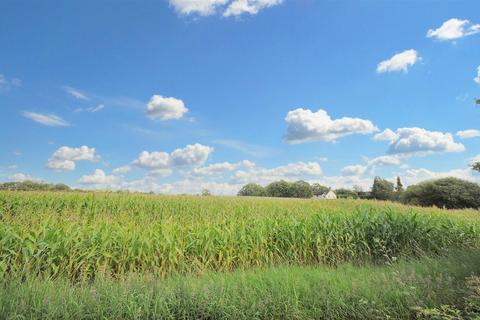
[291,180,313,198]
[311,183,329,196]
[237,183,266,197]
[371,177,394,200]
[266,180,293,198]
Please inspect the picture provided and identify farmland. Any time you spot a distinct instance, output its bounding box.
[1,191,480,319]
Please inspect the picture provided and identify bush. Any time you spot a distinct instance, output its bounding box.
[335,188,358,199]
[402,177,480,209]
[237,183,266,197]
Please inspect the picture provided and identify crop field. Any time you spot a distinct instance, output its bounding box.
[1,191,480,319]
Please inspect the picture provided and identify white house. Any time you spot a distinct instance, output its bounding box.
[313,190,337,200]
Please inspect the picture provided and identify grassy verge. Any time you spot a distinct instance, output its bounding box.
[1,250,480,319]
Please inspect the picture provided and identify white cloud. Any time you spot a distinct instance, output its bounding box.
[112,165,132,174]
[377,49,420,73]
[427,18,480,41]
[171,144,214,166]
[74,104,105,113]
[284,108,378,144]
[168,0,281,17]
[22,111,70,127]
[169,0,228,16]
[79,169,119,185]
[132,151,170,169]
[0,74,21,90]
[146,95,188,121]
[341,165,367,176]
[63,86,89,100]
[341,155,401,177]
[47,145,98,172]
[7,173,41,182]
[232,161,322,185]
[377,127,465,156]
[374,128,398,141]
[403,167,479,185]
[224,0,282,17]
[474,66,480,85]
[456,129,480,139]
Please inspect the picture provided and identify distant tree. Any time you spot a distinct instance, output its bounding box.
[266,180,293,198]
[0,181,71,192]
[311,183,329,196]
[371,177,394,200]
[472,162,480,172]
[395,176,404,193]
[401,177,480,209]
[335,188,358,199]
[291,180,313,198]
[237,183,266,197]
[201,189,212,196]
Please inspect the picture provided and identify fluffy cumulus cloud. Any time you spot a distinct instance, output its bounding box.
[224,0,283,17]
[341,155,401,177]
[284,108,378,144]
[132,151,170,169]
[232,161,323,185]
[47,146,98,171]
[168,0,281,17]
[191,161,247,177]
[403,167,480,186]
[129,143,214,177]
[377,49,420,73]
[475,66,480,85]
[171,144,214,166]
[169,0,228,15]
[79,169,119,185]
[7,173,41,182]
[375,127,465,156]
[112,165,132,174]
[456,129,480,139]
[22,111,69,127]
[427,18,480,41]
[146,95,188,121]
[374,128,398,141]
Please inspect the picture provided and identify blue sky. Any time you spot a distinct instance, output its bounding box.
[1,0,479,194]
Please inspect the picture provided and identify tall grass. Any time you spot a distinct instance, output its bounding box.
[1,191,478,281]
[1,250,480,319]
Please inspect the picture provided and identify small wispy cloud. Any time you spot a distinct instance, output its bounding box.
[74,104,105,113]
[63,86,89,100]
[214,139,273,158]
[22,111,70,127]
[0,74,21,90]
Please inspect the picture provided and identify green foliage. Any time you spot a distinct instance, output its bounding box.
[395,176,404,193]
[402,177,480,209]
[311,183,329,196]
[201,189,212,196]
[0,192,479,281]
[265,180,294,197]
[371,177,395,200]
[472,162,480,172]
[291,180,313,198]
[335,188,359,199]
[0,181,71,191]
[237,183,266,197]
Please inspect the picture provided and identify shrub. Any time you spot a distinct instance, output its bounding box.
[402,177,480,209]
[237,183,266,197]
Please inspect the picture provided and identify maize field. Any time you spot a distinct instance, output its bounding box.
[1,191,479,281]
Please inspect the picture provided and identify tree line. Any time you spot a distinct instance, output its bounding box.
[238,163,480,209]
